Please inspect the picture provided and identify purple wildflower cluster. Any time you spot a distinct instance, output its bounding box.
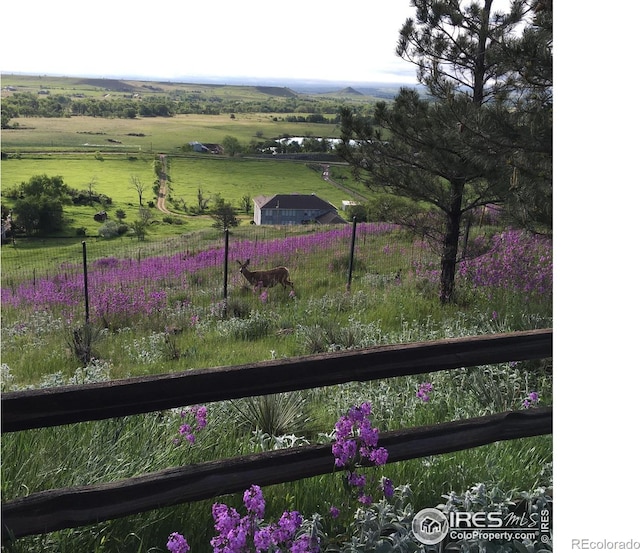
[167,532,190,553]
[522,391,540,409]
[332,402,391,505]
[175,405,207,445]
[168,485,318,553]
[416,382,434,403]
[458,230,552,298]
[2,223,394,326]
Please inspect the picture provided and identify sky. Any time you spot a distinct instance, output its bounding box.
[1,0,420,85]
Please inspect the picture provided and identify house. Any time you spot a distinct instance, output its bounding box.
[253,194,346,226]
[189,142,224,154]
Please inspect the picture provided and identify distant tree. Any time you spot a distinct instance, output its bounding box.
[1,109,13,129]
[115,209,126,222]
[196,188,212,214]
[222,136,242,157]
[87,177,97,196]
[130,220,147,241]
[210,195,239,229]
[12,175,70,235]
[345,202,368,223]
[130,175,146,206]
[137,206,153,226]
[240,194,252,215]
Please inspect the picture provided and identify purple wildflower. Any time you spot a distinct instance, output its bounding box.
[176,405,207,445]
[368,447,388,466]
[254,526,274,552]
[347,472,367,488]
[291,534,320,553]
[243,484,266,518]
[523,391,540,409]
[167,532,190,553]
[329,505,340,518]
[381,477,394,499]
[277,510,303,537]
[417,382,433,402]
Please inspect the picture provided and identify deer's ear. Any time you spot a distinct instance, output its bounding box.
[245,259,250,266]
[236,260,242,266]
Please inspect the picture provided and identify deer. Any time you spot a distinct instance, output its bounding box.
[237,259,294,290]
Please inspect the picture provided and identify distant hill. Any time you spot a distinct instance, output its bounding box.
[338,86,363,96]
[76,78,137,92]
[255,86,297,97]
[1,72,420,102]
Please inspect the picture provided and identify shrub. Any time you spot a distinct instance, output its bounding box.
[98,220,121,238]
[163,215,185,225]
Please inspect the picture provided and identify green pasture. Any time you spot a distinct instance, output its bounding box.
[1,114,344,153]
[167,157,367,210]
[1,150,370,250]
[0,155,176,235]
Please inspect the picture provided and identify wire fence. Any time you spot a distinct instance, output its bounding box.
[1,222,430,324]
[1,221,553,331]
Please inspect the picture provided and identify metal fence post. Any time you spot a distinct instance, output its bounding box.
[347,217,357,291]
[223,228,229,317]
[82,241,89,323]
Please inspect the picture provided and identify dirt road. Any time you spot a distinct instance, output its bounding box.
[156,154,171,214]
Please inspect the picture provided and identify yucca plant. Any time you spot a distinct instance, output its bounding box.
[231,392,309,437]
[64,323,105,365]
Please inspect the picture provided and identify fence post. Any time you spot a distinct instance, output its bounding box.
[346,217,357,291]
[82,241,89,324]
[223,228,229,317]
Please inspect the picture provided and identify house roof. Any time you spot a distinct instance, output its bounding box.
[316,211,347,224]
[254,194,337,211]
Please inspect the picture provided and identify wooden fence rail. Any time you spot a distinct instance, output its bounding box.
[1,329,552,433]
[2,408,552,539]
[1,329,553,540]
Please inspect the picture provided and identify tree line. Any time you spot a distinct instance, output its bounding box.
[0,91,370,126]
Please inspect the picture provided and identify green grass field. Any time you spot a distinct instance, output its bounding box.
[1,152,369,244]
[1,114,345,153]
[166,157,367,210]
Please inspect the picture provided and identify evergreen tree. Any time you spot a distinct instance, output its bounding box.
[339,0,552,303]
[210,196,239,229]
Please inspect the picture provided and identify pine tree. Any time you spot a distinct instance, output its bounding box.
[339,0,552,303]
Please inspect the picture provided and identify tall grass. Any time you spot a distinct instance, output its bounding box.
[0,224,552,552]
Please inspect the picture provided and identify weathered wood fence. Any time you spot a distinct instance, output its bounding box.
[1,328,553,540]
